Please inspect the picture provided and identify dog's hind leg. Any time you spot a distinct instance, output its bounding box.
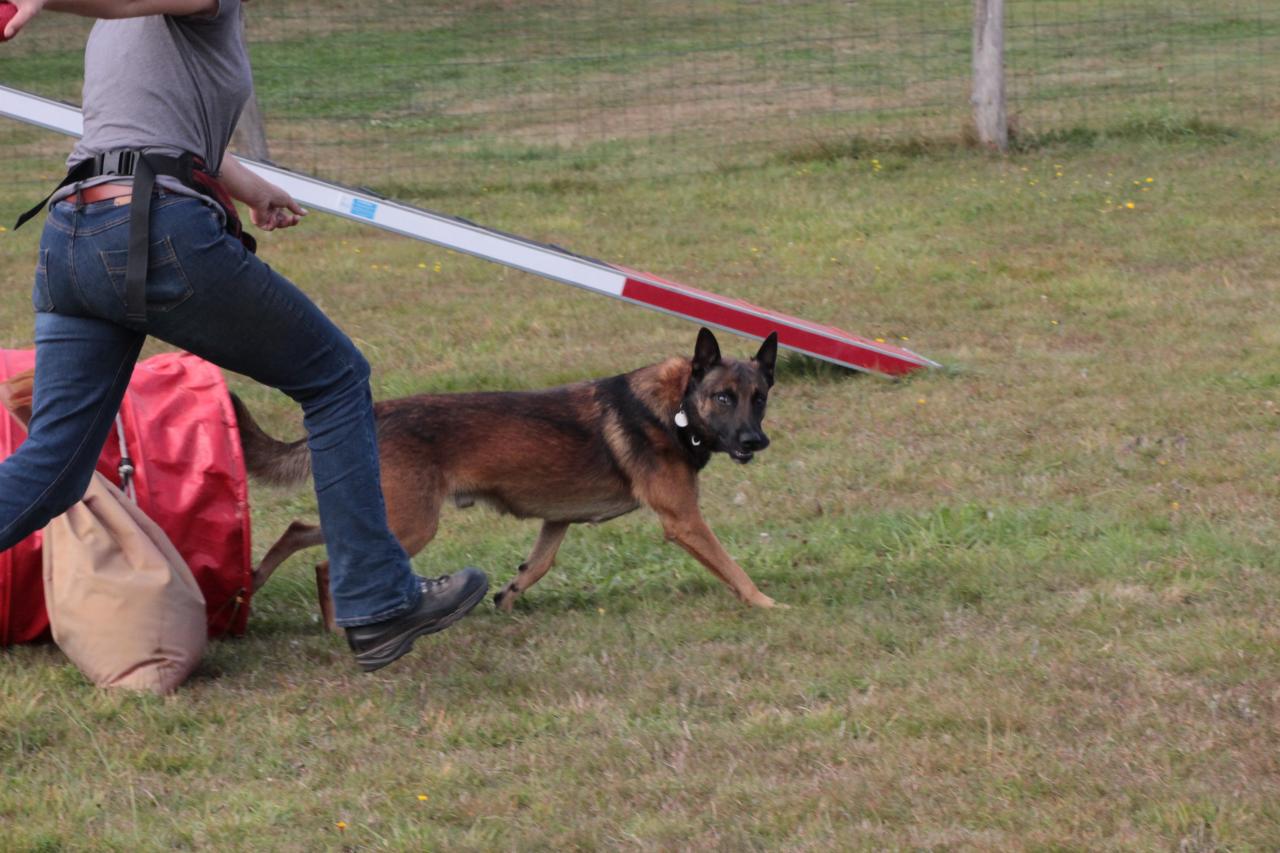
[252,520,325,591]
[313,475,448,632]
[315,562,338,633]
[494,520,570,612]
[254,488,434,597]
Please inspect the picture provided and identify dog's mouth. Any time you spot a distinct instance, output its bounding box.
[729,449,755,464]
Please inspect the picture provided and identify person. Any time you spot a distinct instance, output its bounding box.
[0,0,488,672]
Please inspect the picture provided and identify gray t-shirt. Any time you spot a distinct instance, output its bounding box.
[66,0,252,179]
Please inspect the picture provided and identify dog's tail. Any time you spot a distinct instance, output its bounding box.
[229,392,312,487]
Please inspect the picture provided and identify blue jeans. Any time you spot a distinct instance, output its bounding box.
[0,191,420,627]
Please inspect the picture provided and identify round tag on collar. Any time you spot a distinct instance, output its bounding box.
[674,410,689,428]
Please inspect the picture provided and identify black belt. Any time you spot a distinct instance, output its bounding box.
[16,149,197,326]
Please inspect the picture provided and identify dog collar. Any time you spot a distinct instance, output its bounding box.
[674,409,699,444]
[673,407,712,468]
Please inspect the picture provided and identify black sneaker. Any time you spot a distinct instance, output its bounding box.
[345,568,489,672]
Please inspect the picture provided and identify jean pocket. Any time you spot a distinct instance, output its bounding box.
[99,236,194,314]
[32,249,54,313]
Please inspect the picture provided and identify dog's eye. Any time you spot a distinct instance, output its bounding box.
[715,392,733,406]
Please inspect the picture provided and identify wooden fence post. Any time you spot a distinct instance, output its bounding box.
[972,0,1008,152]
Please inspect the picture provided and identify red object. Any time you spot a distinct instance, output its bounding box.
[0,3,17,42]
[617,268,936,377]
[0,349,253,645]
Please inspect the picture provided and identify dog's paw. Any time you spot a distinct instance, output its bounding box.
[493,585,520,613]
[748,593,784,609]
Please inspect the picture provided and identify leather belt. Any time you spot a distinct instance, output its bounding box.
[63,183,135,207]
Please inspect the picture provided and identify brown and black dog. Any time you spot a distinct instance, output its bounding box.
[234,327,781,623]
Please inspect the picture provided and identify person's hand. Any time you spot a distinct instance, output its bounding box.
[246,182,306,231]
[1,0,46,41]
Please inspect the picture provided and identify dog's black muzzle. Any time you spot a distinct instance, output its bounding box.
[729,430,769,463]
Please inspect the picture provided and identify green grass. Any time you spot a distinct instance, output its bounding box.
[2,117,1279,848]
[4,1,1274,193]
[2,2,1280,847]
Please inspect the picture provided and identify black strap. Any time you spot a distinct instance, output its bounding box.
[16,149,198,326]
[124,153,156,325]
[674,394,714,470]
[13,159,93,231]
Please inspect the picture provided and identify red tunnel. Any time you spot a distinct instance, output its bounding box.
[0,349,253,645]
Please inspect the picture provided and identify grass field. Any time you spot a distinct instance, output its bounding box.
[2,2,1280,847]
[3,1,1276,193]
[1,114,1279,849]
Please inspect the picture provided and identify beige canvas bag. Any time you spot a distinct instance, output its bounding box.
[4,368,206,694]
[42,472,207,694]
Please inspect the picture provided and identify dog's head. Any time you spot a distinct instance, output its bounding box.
[682,327,777,464]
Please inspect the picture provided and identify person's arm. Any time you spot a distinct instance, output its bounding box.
[218,155,307,232]
[3,0,219,40]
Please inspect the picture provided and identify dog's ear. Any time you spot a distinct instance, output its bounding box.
[691,327,722,381]
[754,331,778,388]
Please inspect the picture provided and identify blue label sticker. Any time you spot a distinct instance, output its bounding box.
[350,198,378,220]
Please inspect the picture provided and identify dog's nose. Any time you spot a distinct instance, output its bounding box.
[740,432,769,452]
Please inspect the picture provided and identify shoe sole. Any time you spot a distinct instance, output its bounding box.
[356,579,489,673]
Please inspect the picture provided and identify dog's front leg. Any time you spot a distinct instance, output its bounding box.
[640,468,777,607]
[660,509,778,608]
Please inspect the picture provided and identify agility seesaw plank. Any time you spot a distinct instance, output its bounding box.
[1,84,938,377]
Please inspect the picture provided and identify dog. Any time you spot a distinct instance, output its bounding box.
[234,327,781,623]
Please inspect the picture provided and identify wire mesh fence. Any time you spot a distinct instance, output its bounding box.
[1,0,1276,204]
